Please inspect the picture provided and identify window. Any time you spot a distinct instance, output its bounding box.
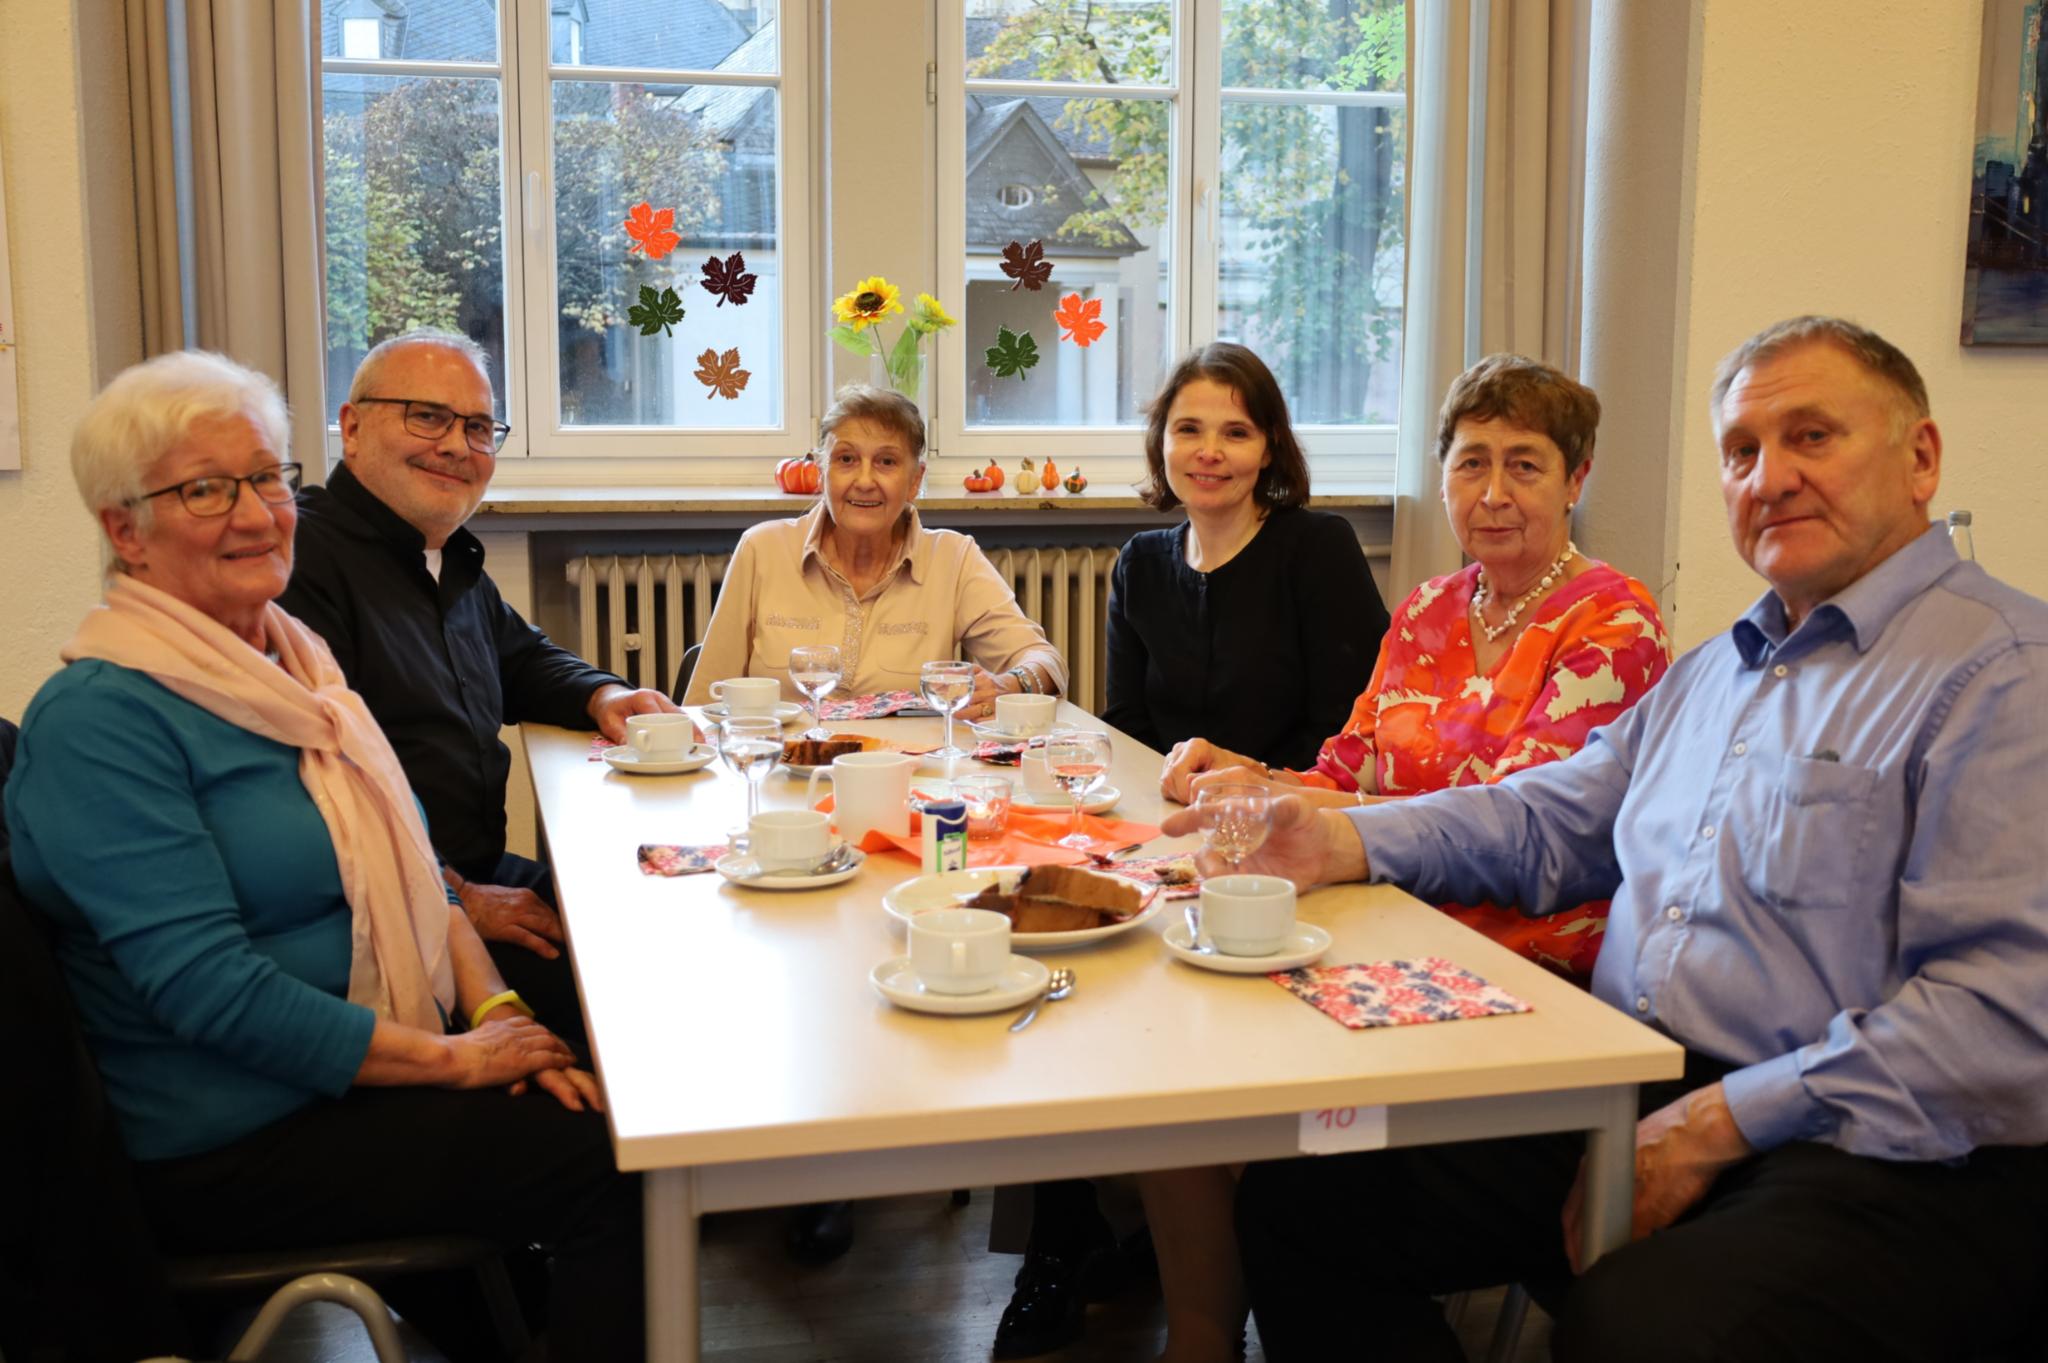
[320,1,813,462]
[939,0,1404,470]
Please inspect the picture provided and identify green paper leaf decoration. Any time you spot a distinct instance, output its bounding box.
[628,285,685,337]
[984,326,1040,380]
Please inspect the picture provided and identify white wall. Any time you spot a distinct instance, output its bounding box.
[1661,0,2047,651]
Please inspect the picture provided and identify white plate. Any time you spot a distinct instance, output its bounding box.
[882,867,1162,950]
[966,719,1049,745]
[702,701,807,726]
[715,846,866,890]
[1162,920,1332,973]
[870,954,1051,1015]
[775,736,898,779]
[1011,785,1121,815]
[601,743,718,776]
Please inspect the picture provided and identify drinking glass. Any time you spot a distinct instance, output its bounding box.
[717,714,784,821]
[789,644,842,740]
[1042,728,1112,849]
[1194,783,1273,872]
[919,660,977,765]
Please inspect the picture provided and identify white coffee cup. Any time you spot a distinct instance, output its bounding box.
[994,693,1058,736]
[1201,875,1297,956]
[710,676,780,716]
[627,712,696,759]
[1018,746,1063,799]
[744,809,835,874]
[908,907,1011,994]
[806,750,917,841]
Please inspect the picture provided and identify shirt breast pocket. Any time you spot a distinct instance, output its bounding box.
[1739,755,1882,911]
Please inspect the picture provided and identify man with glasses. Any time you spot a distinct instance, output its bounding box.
[282,330,681,1026]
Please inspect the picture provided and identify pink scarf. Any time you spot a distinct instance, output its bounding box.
[63,576,455,1031]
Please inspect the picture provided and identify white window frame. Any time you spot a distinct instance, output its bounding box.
[321,4,815,473]
[935,1,1400,481]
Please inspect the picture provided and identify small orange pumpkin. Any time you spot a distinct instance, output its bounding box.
[775,452,820,494]
[984,461,1006,490]
[1041,459,1059,491]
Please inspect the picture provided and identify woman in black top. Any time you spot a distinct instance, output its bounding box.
[1103,342,1388,771]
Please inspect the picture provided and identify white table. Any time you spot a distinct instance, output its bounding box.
[524,706,1684,1362]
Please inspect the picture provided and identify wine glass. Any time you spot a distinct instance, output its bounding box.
[1194,782,1273,873]
[717,714,784,821]
[1042,727,1112,849]
[789,644,842,741]
[919,660,977,766]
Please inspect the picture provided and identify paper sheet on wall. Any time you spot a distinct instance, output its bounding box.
[0,139,18,470]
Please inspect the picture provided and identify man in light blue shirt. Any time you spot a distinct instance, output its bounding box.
[1171,318,2048,1362]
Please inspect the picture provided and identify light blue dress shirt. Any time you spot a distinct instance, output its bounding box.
[1352,525,2048,1161]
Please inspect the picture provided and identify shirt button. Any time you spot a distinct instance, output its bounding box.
[1772,664,1789,678]
[1635,995,1651,1014]
[1701,824,1716,839]
[1666,905,1682,922]
[1732,741,1747,756]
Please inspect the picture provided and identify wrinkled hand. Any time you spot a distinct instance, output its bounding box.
[458,880,564,960]
[1160,794,1367,887]
[1186,764,1287,805]
[1561,1081,1754,1273]
[1161,738,1254,802]
[962,666,1013,720]
[523,1065,607,1114]
[445,1016,577,1089]
[588,683,691,743]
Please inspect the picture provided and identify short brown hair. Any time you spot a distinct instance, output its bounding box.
[1138,343,1310,513]
[818,383,925,459]
[1711,316,1929,431]
[1435,355,1601,475]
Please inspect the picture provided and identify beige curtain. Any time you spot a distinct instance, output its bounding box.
[1391,0,1590,596]
[125,0,327,470]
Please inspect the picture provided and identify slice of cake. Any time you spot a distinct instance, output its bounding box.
[782,735,867,767]
[965,864,1145,933]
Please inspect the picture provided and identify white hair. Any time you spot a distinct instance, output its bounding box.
[347,329,494,405]
[72,351,291,557]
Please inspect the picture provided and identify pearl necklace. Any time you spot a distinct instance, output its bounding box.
[1472,542,1577,644]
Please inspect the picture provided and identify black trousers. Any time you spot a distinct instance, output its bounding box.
[1237,1057,2048,1363]
[475,850,591,1058]
[136,1084,643,1363]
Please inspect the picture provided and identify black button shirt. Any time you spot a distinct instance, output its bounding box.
[1102,506,1389,771]
[279,464,622,878]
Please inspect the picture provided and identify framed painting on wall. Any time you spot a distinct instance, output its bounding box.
[1962,0,2048,345]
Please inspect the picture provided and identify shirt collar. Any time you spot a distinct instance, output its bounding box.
[325,462,481,563]
[1732,521,1954,666]
[800,501,929,586]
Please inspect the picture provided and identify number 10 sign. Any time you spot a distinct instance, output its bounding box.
[1298,1104,1389,1155]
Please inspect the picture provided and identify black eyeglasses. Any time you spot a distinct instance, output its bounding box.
[134,462,303,517]
[356,396,512,454]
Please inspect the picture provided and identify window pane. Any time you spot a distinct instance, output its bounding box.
[964,94,1170,427]
[320,0,499,64]
[553,80,782,428]
[966,0,1173,86]
[550,0,780,73]
[322,75,508,421]
[1216,95,1404,425]
[1219,0,1405,94]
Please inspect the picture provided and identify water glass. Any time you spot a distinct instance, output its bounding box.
[790,644,842,740]
[954,774,1014,841]
[1042,728,1111,849]
[920,660,977,765]
[1194,783,1273,872]
[717,714,784,820]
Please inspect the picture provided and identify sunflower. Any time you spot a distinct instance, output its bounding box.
[831,276,905,331]
[908,292,958,334]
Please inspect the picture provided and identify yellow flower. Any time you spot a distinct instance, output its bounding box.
[909,292,958,334]
[831,276,904,331]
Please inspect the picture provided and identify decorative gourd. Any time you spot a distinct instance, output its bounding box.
[963,470,995,493]
[1041,459,1059,491]
[775,452,820,494]
[984,461,1006,491]
[1064,467,1088,494]
[1016,458,1035,492]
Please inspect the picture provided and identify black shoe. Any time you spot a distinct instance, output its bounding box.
[992,1245,1090,1359]
[782,1200,854,1266]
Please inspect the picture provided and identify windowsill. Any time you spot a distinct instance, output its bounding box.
[475,481,1395,518]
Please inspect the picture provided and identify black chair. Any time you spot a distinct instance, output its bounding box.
[670,640,704,703]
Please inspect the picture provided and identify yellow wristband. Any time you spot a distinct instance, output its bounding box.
[468,990,534,1032]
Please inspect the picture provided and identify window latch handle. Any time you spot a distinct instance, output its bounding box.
[524,171,541,237]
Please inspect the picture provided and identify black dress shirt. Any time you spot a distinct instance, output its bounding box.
[279,464,622,878]
[1102,506,1389,771]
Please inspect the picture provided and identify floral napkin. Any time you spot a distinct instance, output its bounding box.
[635,844,730,877]
[972,735,1052,764]
[821,690,935,721]
[1097,853,1201,900]
[1270,957,1532,1029]
[588,733,615,761]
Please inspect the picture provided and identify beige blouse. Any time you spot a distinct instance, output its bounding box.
[683,503,1068,704]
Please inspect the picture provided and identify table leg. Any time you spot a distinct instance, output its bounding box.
[1578,1084,1637,1268]
[646,1167,700,1363]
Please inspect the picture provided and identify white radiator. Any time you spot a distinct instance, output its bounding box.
[565,544,1123,711]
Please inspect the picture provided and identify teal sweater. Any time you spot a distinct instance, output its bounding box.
[6,659,378,1160]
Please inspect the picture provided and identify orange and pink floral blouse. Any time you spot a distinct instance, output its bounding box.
[1296,561,1670,980]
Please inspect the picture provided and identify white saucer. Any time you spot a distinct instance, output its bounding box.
[967,719,1048,745]
[601,743,718,776]
[1162,921,1332,973]
[716,846,865,890]
[1012,784,1121,815]
[870,954,1051,1014]
[703,701,807,726]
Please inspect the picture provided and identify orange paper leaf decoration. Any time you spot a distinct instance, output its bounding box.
[695,347,751,400]
[623,201,681,260]
[1054,293,1106,347]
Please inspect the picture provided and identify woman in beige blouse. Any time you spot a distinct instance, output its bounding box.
[685,385,1066,714]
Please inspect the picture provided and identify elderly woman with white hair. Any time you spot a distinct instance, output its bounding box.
[3,351,642,1361]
